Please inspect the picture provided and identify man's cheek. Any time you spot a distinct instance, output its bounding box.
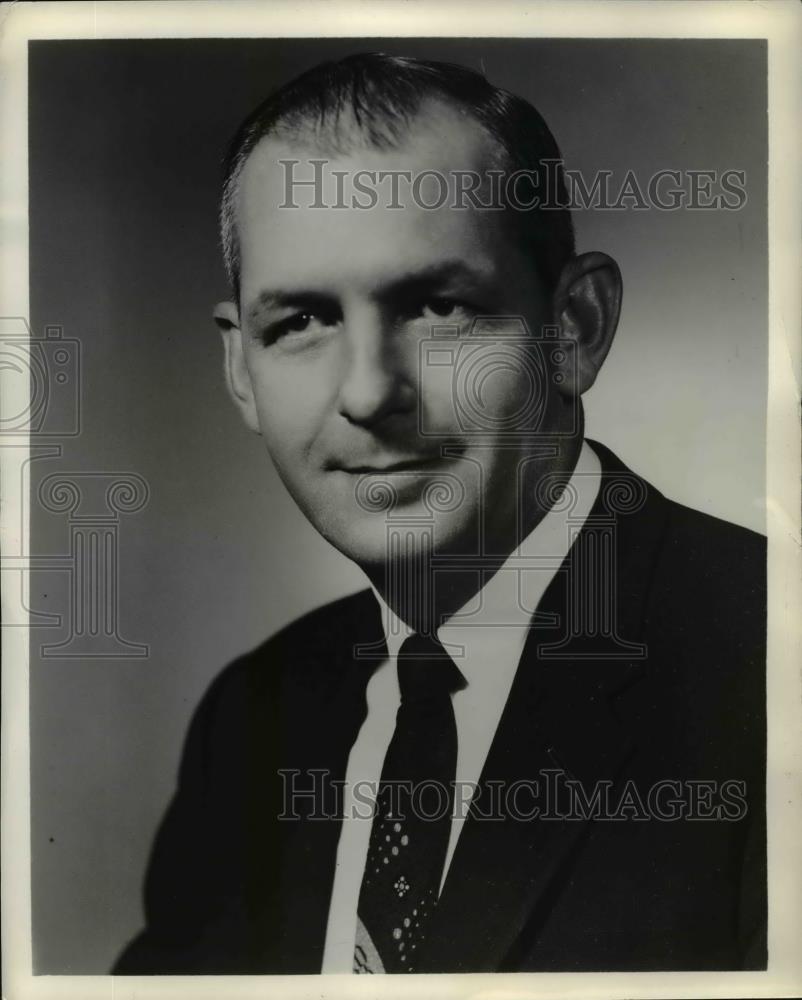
[418,370,462,438]
[251,392,306,465]
[260,422,307,472]
[252,375,305,432]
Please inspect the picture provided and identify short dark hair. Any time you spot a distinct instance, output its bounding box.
[220,52,576,302]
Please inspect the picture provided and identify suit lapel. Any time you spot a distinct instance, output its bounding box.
[415,442,669,972]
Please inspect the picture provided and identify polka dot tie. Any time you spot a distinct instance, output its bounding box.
[354,633,467,973]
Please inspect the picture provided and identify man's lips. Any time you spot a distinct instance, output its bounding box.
[337,456,446,474]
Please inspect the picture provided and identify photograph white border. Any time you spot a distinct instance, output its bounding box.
[1,2,800,998]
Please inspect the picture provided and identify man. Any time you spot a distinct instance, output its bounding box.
[113,53,766,975]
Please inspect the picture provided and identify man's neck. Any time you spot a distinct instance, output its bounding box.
[364,434,585,634]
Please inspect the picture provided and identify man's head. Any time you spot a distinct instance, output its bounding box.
[214,53,621,576]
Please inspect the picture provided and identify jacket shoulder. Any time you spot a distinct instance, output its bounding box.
[662,498,765,554]
[244,586,381,676]
[191,587,379,720]
[658,499,766,603]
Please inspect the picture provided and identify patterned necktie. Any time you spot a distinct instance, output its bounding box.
[354,632,467,973]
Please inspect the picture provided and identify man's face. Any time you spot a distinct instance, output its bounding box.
[224,103,572,568]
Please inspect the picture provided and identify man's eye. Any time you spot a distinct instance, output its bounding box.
[266,310,338,344]
[284,312,316,333]
[421,297,467,319]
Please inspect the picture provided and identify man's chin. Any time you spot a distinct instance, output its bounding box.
[313,506,480,572]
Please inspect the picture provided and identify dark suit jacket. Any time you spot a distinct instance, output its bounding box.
[114,441,767,974]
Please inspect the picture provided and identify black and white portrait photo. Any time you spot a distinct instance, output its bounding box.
[1,3,800,1000]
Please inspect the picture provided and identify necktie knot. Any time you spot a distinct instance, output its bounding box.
[396,632,467,703]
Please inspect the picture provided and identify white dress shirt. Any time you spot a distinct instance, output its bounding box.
[321,442,601,972]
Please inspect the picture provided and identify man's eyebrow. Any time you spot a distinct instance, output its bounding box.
[386,260,496,295]
[245,260,496,322]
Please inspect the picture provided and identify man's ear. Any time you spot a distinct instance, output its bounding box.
[550,251,622,396]
[213,301,261,434]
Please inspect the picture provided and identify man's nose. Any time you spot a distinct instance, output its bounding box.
[336,308,414,427]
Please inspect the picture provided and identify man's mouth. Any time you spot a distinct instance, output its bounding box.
[340,456,445,474]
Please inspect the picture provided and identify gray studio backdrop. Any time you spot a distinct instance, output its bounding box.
[28,38,767,972]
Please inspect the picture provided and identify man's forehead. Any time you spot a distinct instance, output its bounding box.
[237,98,502,207]
[232,99,525,307]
